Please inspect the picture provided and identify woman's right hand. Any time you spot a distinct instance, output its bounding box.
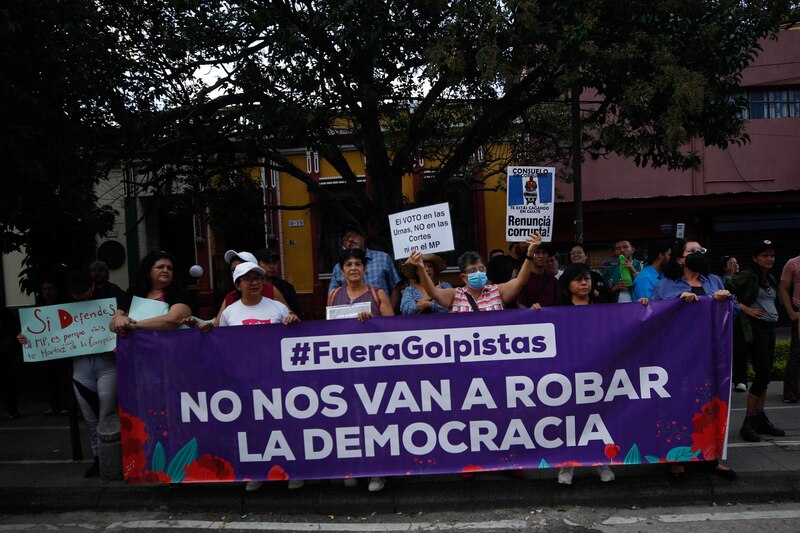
[405,251,424,272]
[679,291,698,303]
[356,311,373,322]
[16,333,28,346]
[110,315,137,336]
[416,298,433,312]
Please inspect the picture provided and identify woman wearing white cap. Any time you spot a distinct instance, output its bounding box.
[219,262,299,327]
[214,250,289,326]
[217,261,299,492]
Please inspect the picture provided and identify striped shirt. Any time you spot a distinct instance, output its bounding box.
[451,284,504,313]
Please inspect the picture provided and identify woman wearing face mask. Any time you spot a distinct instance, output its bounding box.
[725,240,785,443]
[405,233,542,313]
[651,239,736,481]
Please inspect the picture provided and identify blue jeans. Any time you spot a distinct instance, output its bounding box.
[72,354,117,457]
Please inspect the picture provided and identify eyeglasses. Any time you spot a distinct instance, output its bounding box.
[463,266,487,274]
[239,274,263,283]
[685,247,707,255]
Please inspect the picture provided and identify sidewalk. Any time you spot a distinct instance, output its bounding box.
[1,382,798,515]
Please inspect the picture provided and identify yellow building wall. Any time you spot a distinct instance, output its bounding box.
[278,153,315,293]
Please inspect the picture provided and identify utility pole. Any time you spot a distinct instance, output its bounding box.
[571,84,583,244]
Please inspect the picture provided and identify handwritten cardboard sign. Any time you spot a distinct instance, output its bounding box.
[506,166,556,242]
[388,203,455,259]
[20,298,117,362]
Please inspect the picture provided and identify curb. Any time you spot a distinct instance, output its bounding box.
[2,470,798,515]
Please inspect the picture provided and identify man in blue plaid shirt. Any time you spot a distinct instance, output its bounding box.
[328,227,402,309]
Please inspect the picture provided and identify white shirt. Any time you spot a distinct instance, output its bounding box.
[220,297,290,327]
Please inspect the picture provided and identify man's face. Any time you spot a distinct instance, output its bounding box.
[261,259,280,279]
[532,248,550,268]
[90,267,109,285]
[342,231,365,250]
[511,242,527,256]
[70,288,93,302]
[615,241,634,259]
[546,256,559,276]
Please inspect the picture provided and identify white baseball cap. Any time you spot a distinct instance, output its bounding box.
[232,262,265,284]
[224,249,257,264]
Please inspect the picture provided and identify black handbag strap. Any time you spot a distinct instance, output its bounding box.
[464,292,481,312]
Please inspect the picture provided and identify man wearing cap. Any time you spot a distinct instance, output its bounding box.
[328,228,402,309]
[516,242,560,308]
[255,248,303,319]
[220,262,299,327]
[780,249,800,403]
[603,240,643,303]
[90,261,127,303]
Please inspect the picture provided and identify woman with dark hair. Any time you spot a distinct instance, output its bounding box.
[110,251,191,335]
[725,240,785,442]
[651,238,736,480]
[328,248,394,322]
[568,243,611,302]
[405,234,542,313]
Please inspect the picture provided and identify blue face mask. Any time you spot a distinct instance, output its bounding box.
[466,271,488,290]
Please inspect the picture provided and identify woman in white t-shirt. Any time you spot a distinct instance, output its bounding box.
[220,262,299,326]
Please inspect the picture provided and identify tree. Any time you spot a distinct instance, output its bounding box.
[0,1,129,292]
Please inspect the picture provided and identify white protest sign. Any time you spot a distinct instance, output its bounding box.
[326,302,373,320]
[505,166,556,242]
[19,299,118,362]
[388,202,455,259]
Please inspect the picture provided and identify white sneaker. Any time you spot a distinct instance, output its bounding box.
[343,477,358,487]
[368,477,385,492]
[735,383,747,392]
[593,465,615,482]
[287,479,305,489]
[245,481,263,492]
[557,467,574,485]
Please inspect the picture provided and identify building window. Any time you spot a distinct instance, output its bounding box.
[739,88,800,119]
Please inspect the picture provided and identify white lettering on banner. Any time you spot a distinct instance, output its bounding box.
[180,367,670,423]
[278,416,613,461]
[238,431,296,461]
[280,323,556,372]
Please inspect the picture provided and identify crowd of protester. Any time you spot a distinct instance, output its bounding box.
[5,227,799,494]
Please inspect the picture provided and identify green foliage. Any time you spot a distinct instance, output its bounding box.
[747,339,791,381]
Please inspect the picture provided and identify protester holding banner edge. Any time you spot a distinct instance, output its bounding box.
[109,250,191,335]
[651,238,736,481]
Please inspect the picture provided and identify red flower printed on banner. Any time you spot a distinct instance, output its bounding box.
[268,465,289,481]
[119,406,150,482]
[461,464,483,480]
[604,444,621,461]
[555,460,582,468]
[183,454,235,482]
[141,470,172,483]
[690,396,728,460]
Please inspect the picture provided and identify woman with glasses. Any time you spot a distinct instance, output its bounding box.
[651,239,736,481]
[725,240,785,443]
[404,233,542,313]
[218,262,299,328]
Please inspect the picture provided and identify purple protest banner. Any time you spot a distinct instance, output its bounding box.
[116,298,732,484]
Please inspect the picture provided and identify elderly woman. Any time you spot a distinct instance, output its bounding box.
[726,240,785,442]
[400,253,451,315]
[110,250,191,335]
[405,234,542,313]
[651,239,736,480]
[328,248,394,322]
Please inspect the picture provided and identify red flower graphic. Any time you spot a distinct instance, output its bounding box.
[461,464,483,480]
[690,396,728,460]
[183,454,235,482]
[119,406,150,482]
[604,444,620,461]
[141,470,172,483]
[267,465,289,481]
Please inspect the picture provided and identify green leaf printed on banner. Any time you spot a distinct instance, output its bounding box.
[645,455,661,464]
[665,446,701,462]
[623,443,641,464]
[166,438,198,482]
[152,442,166,472]
[539,458,549,469]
